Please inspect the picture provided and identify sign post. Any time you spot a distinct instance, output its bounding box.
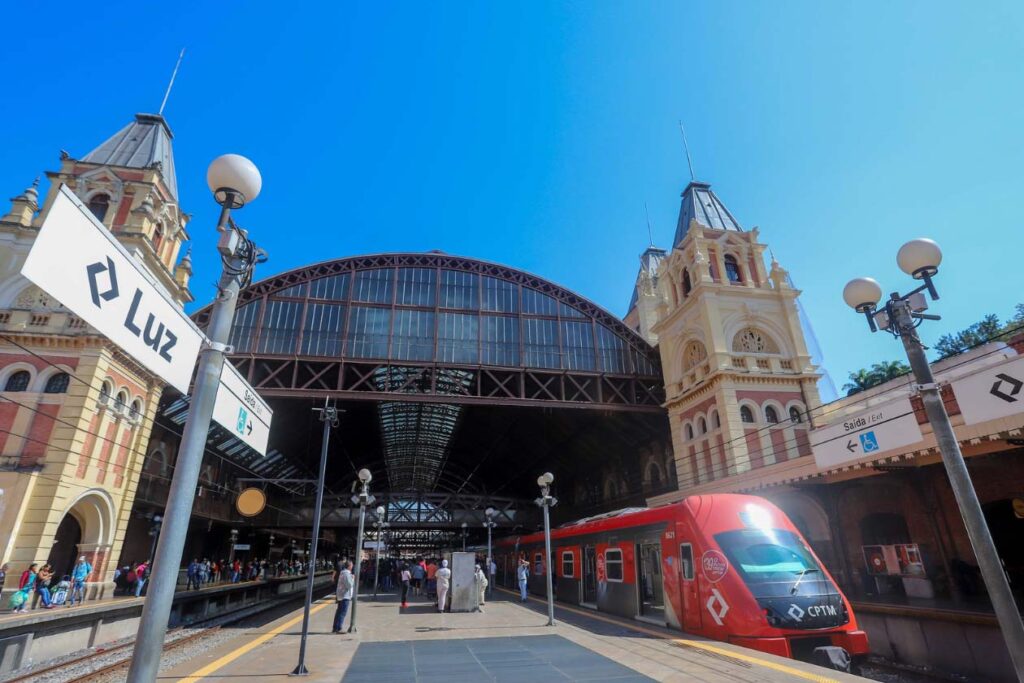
[213,361,272,456]
[810,397,924,469]
[951,355,1024,426]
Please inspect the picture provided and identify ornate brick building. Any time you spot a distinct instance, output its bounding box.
[0,113,192,595]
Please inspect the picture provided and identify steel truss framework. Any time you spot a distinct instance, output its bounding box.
[193,253,665,411]
[292,491,536,529]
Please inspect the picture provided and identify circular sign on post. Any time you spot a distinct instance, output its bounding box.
[236,488,266,517]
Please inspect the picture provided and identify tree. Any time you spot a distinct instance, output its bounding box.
[935,314,1002,358]
[843,368,875,396]
[869,360,911,383]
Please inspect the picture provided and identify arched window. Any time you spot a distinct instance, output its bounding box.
[99,380,112,405]
[724,255,742,283]
[114,390,128,413]
[682,269,692,297]
[129,399,143,421]
[790,406,803,423]
[684,424,694,440]
[87,194,110,222]
[683,340,707,370]
[765,406,780,424]
[712,410,721,429]
[740,405,755,424]
[4,371,30,392]
[732,327,779,354]
[44,372,70,393]
[699,417,707,434]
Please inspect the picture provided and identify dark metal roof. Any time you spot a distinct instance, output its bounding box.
[672,181,742,246]
[82,113,178,199]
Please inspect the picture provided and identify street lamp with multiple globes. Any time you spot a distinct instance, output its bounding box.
[535,472,557,626]
[483,507,497,596]
[127,154,265,683]
[844,238,1024,679]
[372,505,389,600]
[348,468,375,633]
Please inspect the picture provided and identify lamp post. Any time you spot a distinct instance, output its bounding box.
[461,522,468,552]
[535,472,557,626]
[844,238,1024,680]
[348,468,374,633]
[127,154,264,683]
[372,505,387,600]
[148,514,163,564]
[483,507,496,596]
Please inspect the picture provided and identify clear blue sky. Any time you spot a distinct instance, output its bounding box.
[3,2,1023,386]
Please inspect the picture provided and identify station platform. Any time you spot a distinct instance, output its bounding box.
[165,587,861,683]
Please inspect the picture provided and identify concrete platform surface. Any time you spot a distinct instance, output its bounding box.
[163,588,863,683]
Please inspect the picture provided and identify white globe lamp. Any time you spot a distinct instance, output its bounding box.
[207,154,262,207]
[897,238,942,279]
[843,277,883,313]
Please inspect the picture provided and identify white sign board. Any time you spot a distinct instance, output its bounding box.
[232,544,251,551]
[212,361,272,456]
[811,397,923,469]
[952,355,1024,426]
[21,186,203,393]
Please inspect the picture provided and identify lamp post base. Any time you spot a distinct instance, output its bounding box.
[289,664,310,676]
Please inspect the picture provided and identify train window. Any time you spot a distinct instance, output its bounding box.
[679,543,694,580]
[533,553,544,575]
[604,548,623,582]
[561,551,574,577]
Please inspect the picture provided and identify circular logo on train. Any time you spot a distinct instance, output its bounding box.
[701,550,729,583]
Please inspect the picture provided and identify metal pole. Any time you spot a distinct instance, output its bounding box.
[542,494,555,626]
[891,297,1024,680]
[127,201,245,683]
[372,522,381,601]
[486,523,493,597]
[348,491,368,633]
[290,402,334,676]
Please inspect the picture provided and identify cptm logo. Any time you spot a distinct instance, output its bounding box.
[701,549,729,583]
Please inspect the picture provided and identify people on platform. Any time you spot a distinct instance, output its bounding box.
[411,558,425,597]
[517,558,529,602]
[425,558,438,600]
[332,560,354,634]
[11,563,37,613]
[68,556,92,607]
[32,564,54,609]
[134,560,149,597]
[488,556,496,597]
[51,576,70,606]
[435,559,451,613]
[187,558,202,590]
[0,563,7,605]
[474,564,488,612]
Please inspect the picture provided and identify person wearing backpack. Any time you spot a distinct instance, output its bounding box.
[12,563,38,613]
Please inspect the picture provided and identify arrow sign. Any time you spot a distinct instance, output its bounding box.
[212,361,273,456]
[953,355,1024,426]
[21,186,203,393]
[810,397,923,469]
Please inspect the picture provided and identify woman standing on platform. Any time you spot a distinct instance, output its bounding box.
[435,560,451,613]
[13,563,37,613]
[400,563,412,608]
[32,564,54,609]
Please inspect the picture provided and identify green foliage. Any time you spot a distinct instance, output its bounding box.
[842,360,912,396]
[935,314,1002,358]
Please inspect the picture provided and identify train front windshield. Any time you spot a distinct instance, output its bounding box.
[715,528,848,630]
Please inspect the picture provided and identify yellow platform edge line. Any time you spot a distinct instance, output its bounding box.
[496,586,841,683]
[175,599,333,683]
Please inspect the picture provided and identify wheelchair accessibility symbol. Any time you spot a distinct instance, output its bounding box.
[859,431,880,453]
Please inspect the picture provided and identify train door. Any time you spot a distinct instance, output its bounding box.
[582,545,597,606]
[636,541,666,623]
[679,542,701,631]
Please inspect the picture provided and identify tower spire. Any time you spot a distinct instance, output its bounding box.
[678,120,695,182]
[644,202,654,247]
[158,48,186,117]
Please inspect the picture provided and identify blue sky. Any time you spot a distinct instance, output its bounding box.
[3,1,1023,387]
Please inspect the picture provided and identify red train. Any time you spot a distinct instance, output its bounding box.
[494,493,868,663]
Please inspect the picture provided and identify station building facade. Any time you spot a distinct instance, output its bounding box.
[0,113,193,594]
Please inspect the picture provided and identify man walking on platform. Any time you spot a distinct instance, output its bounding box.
[435,560,451,613]
[474,564,488,612]
[68,556,92,607]
[333,561,354,634]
